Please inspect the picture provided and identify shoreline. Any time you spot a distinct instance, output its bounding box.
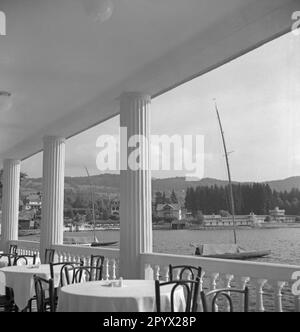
[18,223,300,237]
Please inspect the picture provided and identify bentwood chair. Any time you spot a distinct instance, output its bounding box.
[13,254,37,266]
[0,287,17,312]
[200,287,249,312]
[155,279,200,312]
[169,265,202,281]
[9,244,18,255]
[90,255,105,280]
[33,275,56,312]
[27,262,81,312]
[72,266,103,283]
[44,249,55,264]
[50,261,84,287]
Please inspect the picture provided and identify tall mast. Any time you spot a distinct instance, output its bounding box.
[84,166,97,243]
[214,101,237,244]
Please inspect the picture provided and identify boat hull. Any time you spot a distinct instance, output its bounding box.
[91,241,118,247]
[196,250,271,260]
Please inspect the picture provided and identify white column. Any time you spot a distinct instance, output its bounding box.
[40,136,65,262]
[120,92,153,279]
[1,159,21,252]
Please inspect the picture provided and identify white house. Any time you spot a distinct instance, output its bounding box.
[156,204,182,220]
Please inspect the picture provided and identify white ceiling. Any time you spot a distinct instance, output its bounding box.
[0,0,298,165]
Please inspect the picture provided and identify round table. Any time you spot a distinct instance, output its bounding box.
[0,264,60,310]
[58,280,186,312]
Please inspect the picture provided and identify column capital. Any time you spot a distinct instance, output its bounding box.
[3,159,21,166]
[43,136,66,145]
[120,92,151,103]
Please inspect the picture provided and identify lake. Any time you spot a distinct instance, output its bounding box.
[24,227,300,267]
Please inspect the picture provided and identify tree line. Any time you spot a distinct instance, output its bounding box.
[185,183,300,216]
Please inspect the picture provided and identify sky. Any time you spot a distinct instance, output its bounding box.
[22,32,300,182]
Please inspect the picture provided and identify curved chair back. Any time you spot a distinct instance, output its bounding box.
[155,278,200,312]
[13,254,37,266]
[44,249,55,264]
[169,265,202,281]
[50,261,83,287]
[73,266,103,284]
[33,275,55,312]
[9,245,18,255]
[90,255,105,280]
[200,287,249,312]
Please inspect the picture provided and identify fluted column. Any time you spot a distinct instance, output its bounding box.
[40,136,65,262]
[120,92,153,279]
[1,159,21,252]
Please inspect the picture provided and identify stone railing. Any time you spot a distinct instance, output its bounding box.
[141,253,300,312]
[8,241,120,280]
[52,244,120,280]
[9,240,40,260]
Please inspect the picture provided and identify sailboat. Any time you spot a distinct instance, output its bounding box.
[193,101,270,260]
[64,167,118,247]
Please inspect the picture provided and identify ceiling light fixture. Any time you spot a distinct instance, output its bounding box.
[0,91,12,112]
[83,0,114,23]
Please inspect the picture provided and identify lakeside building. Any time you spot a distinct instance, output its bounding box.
[269,207,286,223]
[156,204,182,220]
[110,200,120,217]
[18,211,36,230]
[24,193,42,211]
[203,213,265,227]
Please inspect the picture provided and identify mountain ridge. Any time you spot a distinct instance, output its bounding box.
[21,174,300,196]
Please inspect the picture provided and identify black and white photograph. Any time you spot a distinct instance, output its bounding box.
[0,0,300,316]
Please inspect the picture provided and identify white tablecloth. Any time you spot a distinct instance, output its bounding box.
[58,280,186,312]
[0,264,60,310]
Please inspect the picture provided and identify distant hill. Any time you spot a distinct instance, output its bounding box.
[265,177,300,192]
[21,174,300,199]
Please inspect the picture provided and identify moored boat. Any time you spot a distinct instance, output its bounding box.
[192,243,271,260]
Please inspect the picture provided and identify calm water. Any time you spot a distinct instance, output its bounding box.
[52,227,300,267]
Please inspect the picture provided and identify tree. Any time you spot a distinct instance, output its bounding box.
[0,170,27,199]
[219,210,231,217]
[170,190,178,204]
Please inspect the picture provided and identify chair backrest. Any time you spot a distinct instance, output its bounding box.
[200,287,249,312]
[13,254,37,266]
[155,278,200,312]
[90,255,105,280]
[73,266,103,284]
[33,275,55,312]
[0,254,14,266]
[169,265,202,281]
[50,261,83,287]
[44,249,55,264]
[9,244,18,255]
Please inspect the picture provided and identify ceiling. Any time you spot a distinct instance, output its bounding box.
[0,0,298,165]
